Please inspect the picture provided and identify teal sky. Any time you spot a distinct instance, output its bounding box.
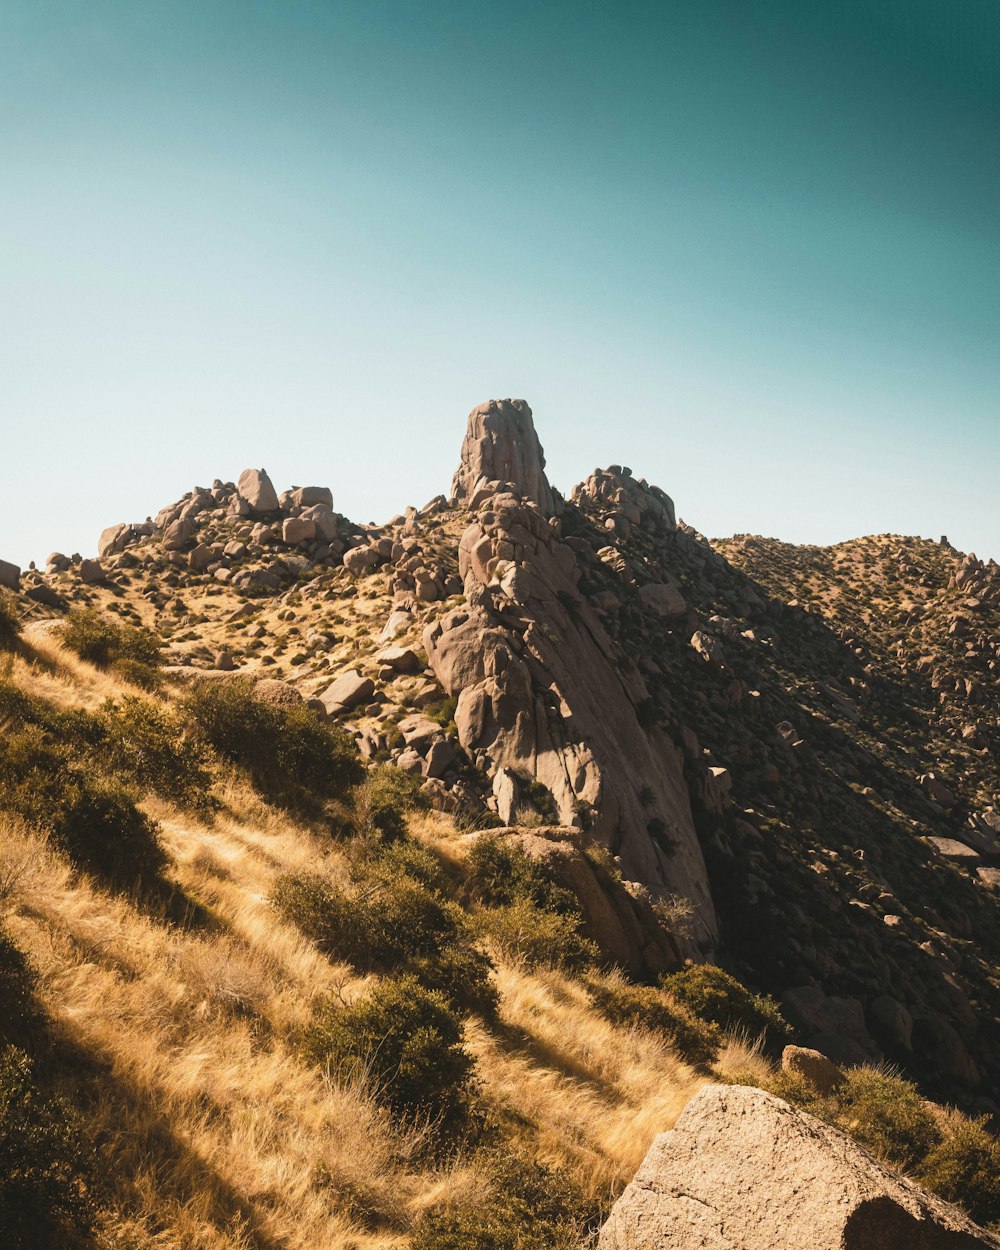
[2,1,998,566]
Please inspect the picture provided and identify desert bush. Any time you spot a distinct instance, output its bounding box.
[827,1068,941,1173]
[96,697,213,809]
[62,609,161,681]
[586,972,720,1066]
[466,833,578,916]
[918,1117,1000,1227]
[273,870,451,970]
[184,678,361,806]
[357,764,425,843]
[0,1047,95,1248]
[661,964,790,1052]
[406,941,499,1019]
[414,1145,593,1250]
[302,976,474,1123]
[471,898,597,972]
[0,725,166,886]
[0,594,20,651]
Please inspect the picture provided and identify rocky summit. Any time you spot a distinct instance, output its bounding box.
[2,398,1000,1248]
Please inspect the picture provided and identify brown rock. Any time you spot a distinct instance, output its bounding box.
[638,579,688,618]
[599,1084,997,1250]
[451,398,557,515]
[288,486,333,509]
[781,1045,844,1095]
[424,485,717,958]
[318,669,374,715]
[237,468,279,514]
[282,517,316,545]
[0,559,20,591]
[79,558,105,584]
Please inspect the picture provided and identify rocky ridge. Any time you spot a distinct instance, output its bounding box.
[5,397,1000,1106]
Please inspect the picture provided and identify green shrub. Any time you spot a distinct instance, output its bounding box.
[406,941,499,1019]
[62,609,161,671]
[0,725,166,887]
[302,976,474,1123]
[918,1118,1000,1227]
[586,973,720,1066]
[357,765,425,843]
[184,678,362,806]
[414,1144,593,1250]
[95,697,213,809]
[0,595,20,651]
[273,870,451,971]
[273,866,495,1014]
[471,898,597,972]
[827,1068,941,1173]
[0,1047,95,1248]
[661,965,790,1052]
[466,833,579,916]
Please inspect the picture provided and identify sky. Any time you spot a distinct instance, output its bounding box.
[2,0,998,567]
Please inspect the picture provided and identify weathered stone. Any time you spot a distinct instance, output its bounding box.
[162,517,195,551]
[638,579,687,618]
[188,543,213,572]
[254,678,303,706]
[79,558,105,584]
[300,503,338,543]
[599,1084,997,1250]
[237,468,279,514]
[781,986,880,1066]
[343,545,379,576]
[98,523,129,559]
[288,486,333,509]
[781,1045,844,1095]
[318,669,374,715]
[482,827,681,977]
[0,559,20,591]
[282,517,317,545]
[425,476,717,959]
[927,838,981,866]
[451,398,557,515]
[423,737,454,779]
[375,645,421,674]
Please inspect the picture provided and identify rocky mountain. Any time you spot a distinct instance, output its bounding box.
[2,397,999,1247]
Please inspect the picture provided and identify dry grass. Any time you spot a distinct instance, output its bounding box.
[469,962,704,1202]
[0,649,705,1247]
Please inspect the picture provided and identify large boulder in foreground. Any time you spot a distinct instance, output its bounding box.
[599,1084,996,1250]
[451,398,558,515]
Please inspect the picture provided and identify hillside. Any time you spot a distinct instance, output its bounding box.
[1,398,999,1247]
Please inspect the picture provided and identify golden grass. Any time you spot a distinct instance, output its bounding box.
[0,651,705,1247]
[468,962,704,1202]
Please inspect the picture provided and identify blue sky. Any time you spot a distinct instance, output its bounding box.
[2,0,998,566]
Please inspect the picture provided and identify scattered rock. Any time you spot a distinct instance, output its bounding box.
[318,669,375,715]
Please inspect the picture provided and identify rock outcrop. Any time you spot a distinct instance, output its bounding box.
[451,398,558,516]
[599,1084,998,1250]
[428,403,717,955]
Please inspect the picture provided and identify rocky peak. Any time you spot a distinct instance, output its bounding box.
[451,398,559,516]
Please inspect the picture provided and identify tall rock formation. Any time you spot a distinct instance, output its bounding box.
[426,399,718,955]
[451,398,559,516]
